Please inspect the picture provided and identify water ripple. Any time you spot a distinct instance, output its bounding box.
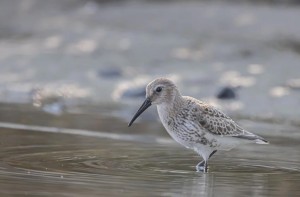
[0,121,300,196]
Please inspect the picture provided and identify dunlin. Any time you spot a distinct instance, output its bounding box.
[128,78,268,172]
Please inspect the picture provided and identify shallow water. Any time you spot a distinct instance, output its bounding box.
[0,104,299,196]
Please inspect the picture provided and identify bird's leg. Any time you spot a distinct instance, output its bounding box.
[209,150,217,158]
[196,150,217,172]
[196,160,205,172]
[204,161,208,172]
[196,160,208,172]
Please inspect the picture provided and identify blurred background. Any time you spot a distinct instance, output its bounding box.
[1,0,300,123]
[0,0,300,196]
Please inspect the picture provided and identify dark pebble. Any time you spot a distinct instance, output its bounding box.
[216,86,236,99]
[98,67,122,78]
[240,49,253,58]
[286,78,300,90]
[122,87,146,99]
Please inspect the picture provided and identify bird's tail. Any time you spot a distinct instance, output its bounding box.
[233,132,269,144]
[255,137,269,144]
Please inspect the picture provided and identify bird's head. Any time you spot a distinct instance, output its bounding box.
[128,78,179,126]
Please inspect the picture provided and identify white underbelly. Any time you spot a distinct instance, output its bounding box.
[161,114,203,148]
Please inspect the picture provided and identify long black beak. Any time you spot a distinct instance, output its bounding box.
[128,98,152,127]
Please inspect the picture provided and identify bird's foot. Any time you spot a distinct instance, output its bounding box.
[196,161,207,172]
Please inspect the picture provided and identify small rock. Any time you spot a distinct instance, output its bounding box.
[216,86,237,99]
[121,87,146,99]
[240,49,253,58]
[286,78,300,90]
[269,86,289,97]
[112,78,150,101]
[31,88,66,115]
[42,102,65,116]
[98,67,122,78]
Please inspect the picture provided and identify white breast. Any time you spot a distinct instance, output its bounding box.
[157,104,173,133]
[157,104,194,148]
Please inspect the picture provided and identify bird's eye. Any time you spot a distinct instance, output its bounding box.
[156,87,162,92]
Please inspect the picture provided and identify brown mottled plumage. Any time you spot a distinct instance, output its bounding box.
[128,78,268,172]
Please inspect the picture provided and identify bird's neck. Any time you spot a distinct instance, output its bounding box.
[157,94,184,116]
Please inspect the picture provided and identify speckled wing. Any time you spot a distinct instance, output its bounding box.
[190,102,247,137]
[184,97,268,143]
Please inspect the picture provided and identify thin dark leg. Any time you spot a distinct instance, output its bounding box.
[209,150,217,159]
[204,161,208,172]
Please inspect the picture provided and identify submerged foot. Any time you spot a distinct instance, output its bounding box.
[196,161,207,172]
[196,150,216,172]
